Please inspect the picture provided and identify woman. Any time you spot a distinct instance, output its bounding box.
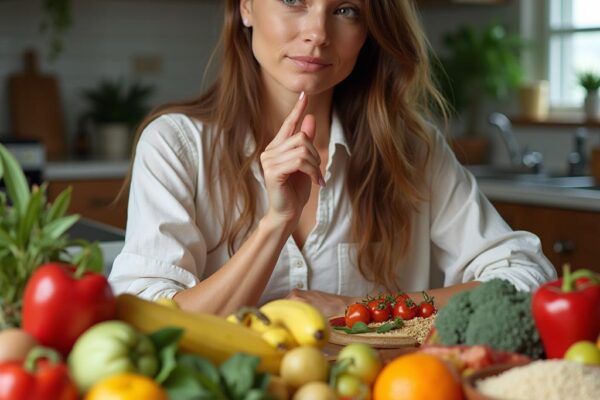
[109,0,555,317]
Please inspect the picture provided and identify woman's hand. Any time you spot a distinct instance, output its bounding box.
[286,289,355,318]
[260,93,325,228]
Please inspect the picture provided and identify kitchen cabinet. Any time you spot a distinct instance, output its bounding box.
[493,201,600,275]
[47,178,127,229]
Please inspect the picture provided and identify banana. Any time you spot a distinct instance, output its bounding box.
[155,297,179,309]
[260,325,298,351]
[115,294,282,374]
[259,300,330,348]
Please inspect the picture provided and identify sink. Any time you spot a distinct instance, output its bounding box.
[466,165,598,189]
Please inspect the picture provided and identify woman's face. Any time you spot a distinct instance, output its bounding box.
[240,0,368,97]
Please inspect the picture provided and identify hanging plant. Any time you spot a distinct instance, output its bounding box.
[39,0,73,61]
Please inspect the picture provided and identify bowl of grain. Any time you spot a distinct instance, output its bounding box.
[463,360,600,400]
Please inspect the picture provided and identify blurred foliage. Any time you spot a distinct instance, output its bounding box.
[433,22,525,135]
[578,71,600,92]
[40,0,72,61]
[81,79,155,129]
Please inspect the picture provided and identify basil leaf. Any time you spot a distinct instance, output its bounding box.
[376,318,404,333]
[149,327,184,383]
[349,321,370,334]
[219,353,261,400]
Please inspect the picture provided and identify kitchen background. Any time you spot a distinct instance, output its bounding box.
[1,0,600,274]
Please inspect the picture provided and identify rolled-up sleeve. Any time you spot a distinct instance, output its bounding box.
[427,130,557,291]
[109,115,204,300]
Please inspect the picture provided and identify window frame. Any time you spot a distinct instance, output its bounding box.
[520,0,600,114]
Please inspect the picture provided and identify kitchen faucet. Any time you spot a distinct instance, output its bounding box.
[567,127,588,176]
[488,112,544,174]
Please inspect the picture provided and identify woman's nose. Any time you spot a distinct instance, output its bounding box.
[301,11,329,47]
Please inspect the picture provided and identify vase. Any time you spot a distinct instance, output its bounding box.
[96,123,131,160]
[584,90,600,121]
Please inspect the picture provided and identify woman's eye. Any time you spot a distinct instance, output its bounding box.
[281,0,302,6]
[335,6,360,18]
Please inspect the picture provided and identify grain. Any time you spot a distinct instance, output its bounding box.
[476,360,600,400]
[367,315,436,344]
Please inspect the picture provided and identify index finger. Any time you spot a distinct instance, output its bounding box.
[273,91,308,143]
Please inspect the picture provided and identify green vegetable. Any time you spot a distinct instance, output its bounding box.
[68,320,159,392]
[435,279,544,359]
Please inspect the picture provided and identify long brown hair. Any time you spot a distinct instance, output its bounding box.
[125,0,448,291]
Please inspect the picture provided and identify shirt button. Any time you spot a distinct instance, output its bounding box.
[294,260,303,268]
[296,282,304,289]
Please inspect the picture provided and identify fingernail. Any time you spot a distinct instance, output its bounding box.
[299,91,305,101]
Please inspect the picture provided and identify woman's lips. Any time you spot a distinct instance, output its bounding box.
[288,56,331,72]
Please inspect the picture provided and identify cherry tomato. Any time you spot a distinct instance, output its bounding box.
[394,292,410,304]
[419,302,436,318]
[393,298,418,320]
[371,305,391,323]
[345,303,371,328]
[418,291,437,318]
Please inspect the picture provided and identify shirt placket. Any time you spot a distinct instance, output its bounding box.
[287,239,308,290]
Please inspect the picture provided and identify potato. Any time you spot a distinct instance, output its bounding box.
[0,328,38,363]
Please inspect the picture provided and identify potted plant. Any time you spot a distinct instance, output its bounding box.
[577,71,600,121]
[434,22,524,164]
[81,79,154,160]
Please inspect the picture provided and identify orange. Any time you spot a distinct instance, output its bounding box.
[373,353,463,400]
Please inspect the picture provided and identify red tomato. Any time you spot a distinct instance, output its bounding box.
[394,292,410,304]
[393,299,418,320]
[371,305,391,323]
[419,302,436,318]
[345,303,371,328]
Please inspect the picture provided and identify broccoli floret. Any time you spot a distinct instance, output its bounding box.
[435,279,544,359]
[435,289,473,345]
[464,292,544,359]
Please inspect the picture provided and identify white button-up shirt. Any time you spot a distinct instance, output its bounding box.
[109,113,556,303]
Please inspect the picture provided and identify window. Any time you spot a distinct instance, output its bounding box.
[523,0,600,109]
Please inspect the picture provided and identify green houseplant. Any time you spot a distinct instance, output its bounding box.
[578,71,600,121]
[434,22,524,164]
[40,0,72,61]
[81,79,154,159]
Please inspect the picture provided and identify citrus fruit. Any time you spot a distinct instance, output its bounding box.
[373,353,463,400]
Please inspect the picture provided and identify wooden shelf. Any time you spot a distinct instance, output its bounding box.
[510,116,600,129]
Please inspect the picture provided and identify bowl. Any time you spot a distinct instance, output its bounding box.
[462,361,530,400]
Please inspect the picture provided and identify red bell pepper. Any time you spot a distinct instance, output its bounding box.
[0,347,79,400]
[22,262,116,357]
[532,265,600,359]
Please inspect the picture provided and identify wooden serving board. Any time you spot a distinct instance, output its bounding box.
[329,328,418,348]
[328,316,419,349]
[8,49,65,159]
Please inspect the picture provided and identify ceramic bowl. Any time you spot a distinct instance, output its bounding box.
[462,361,530,400]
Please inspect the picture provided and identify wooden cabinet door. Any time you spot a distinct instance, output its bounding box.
[493,201,600,275]
[48,178,127,229]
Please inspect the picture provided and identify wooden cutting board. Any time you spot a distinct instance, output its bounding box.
[9,49,65,160]
[329,328,418,349]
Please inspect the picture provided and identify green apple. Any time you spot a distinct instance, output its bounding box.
[335,373,370,400]
[337,343,382,385]
[564,341,600,365]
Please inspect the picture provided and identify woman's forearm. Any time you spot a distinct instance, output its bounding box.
[173,216,292,316]
[407,281,480,309]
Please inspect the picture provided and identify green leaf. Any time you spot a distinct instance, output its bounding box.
[162,365,215,400]
[17,187,44,248]
[376,318,404,333]
[41,214,79,240]
[333,321,371,334]
[219,353,261,400]
[0,227,16,248]
[148,327,184,384]
[0,144,31,217]
[177,354,225,398]
[69,241,104,273]
[46,187,71,223]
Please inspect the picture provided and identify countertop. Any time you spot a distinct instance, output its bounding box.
[44,159,600,212]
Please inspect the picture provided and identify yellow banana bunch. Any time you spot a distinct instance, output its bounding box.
[227,307,298,351]
[259,300,330,348]
[115,294,282,374]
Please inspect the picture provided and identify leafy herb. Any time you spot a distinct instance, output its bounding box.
[0,144,103,328]
[376,318,404,333]
[333,319,404,335]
